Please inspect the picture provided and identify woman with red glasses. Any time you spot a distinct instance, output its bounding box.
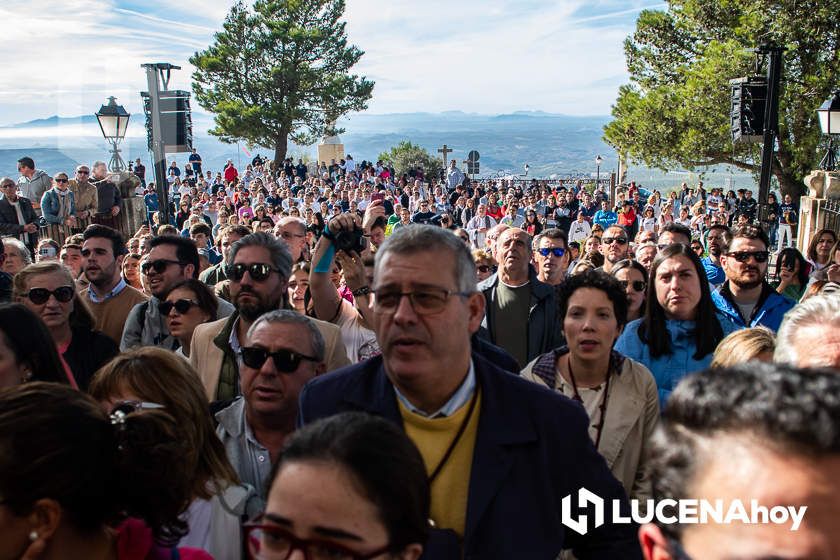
[247,412,428,560]
[14,261,117,390]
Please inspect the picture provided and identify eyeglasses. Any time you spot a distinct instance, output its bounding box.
[601,236,628,245]
[141,259,184,275]
[159,298,200,316]
[240,347,319,372]
[618,280,647,292]
[477,264,491,273]
[226,262,280,281]
[372,288,471,315]
[691,245,704,251]
[726,250,769,263]
[25,286,74,304]
[55,178,68,183]
[77,170,90,175]
[537,247,566,258]
[244,521,390,560]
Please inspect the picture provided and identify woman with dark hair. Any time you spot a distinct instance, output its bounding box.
[0,382,210,559]
[161,278,219,358]
[771,247,809,301]
[806,228,837,278]
[122,252,143,290]
[247,412,428,560]
[0,303,67,388]
[90,348,257,559]
[615,243,737,406]
[610,259,648,322]
[524,210,543,237]
[14,262,118,390]
[521,270,659,504]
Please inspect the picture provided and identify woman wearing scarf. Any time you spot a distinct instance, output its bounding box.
[40,172,77,227]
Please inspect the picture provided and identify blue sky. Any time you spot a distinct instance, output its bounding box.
[0,0,666,127]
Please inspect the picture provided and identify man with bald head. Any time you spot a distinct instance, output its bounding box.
[477,227,561,368]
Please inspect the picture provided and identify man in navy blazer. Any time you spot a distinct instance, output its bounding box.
[298,225,641,559]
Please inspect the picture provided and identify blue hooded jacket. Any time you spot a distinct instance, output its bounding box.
[711,282,795,332]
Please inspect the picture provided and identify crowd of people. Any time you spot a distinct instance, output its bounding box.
[0,150,839,559]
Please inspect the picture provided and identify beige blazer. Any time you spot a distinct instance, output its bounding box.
[190,314,351,401]
[521,356,659,504]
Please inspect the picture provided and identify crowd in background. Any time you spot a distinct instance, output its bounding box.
[0,149,839,559]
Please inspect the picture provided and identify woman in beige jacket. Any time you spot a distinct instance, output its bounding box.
[522,269,659,505]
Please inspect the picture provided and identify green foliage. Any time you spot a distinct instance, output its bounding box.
[604,0,840,196]
[190,0,374,164]
[378,141,443,181]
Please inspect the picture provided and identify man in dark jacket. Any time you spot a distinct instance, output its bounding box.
[298,225,641,559]
[0,176,39,255]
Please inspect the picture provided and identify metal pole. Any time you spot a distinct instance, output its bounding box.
[142,63,174,225]
[757,44,783,204]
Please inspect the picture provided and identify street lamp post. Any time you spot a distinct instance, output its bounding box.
[595,154,603,191]
[95,97,131,173]
[817,91,840,171]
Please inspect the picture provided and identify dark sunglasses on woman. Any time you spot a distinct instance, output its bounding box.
[159,299,199,316]
[25,286,75,305]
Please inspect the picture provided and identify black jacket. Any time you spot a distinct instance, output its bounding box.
[63,326,119,390]
[0,195,39,250]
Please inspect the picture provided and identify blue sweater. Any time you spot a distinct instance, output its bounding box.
[614,315,738,407]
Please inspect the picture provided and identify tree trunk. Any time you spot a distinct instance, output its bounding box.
[273,133,289,165]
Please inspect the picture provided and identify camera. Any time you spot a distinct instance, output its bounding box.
[332,227,367,254]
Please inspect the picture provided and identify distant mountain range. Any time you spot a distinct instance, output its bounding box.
[0,111,756,191]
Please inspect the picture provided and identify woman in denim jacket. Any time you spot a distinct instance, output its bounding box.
[615,244,737,407]
[40,172,76,226]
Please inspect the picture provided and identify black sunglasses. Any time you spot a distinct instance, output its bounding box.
[726,250,770,263]
[55,178,69,183]
[159,298,199,316]
[477,264,491,273]
[537,247,566,257]
[619,280,647,292]
[240,346,319,372]
[141,259,183,274]
[226,262,280,281]
[25,286,74,305]
[601,236,628,245]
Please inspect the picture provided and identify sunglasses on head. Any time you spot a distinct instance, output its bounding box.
[159,298,199,316]
[226,262,279,281]
[537,247,566,258]
[601,236,628,245]
[619,280,647,292]
[726,250,769,263]
[240,346,319,372]
[25,286,74,305]
[141,259,183,275]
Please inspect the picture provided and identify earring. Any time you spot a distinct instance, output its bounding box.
[29,530,38,541]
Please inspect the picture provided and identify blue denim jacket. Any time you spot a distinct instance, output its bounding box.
[615,315,738,407]
[40,188,75,224]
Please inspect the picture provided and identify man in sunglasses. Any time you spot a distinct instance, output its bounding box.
[0,176,39,256]
[68,164,98,221]
[190,232,349,402]
[80,224,148,344]
[16,156,51,214]
[711,225,795,331]
[299,225,640,559]
[533,228,570,286]
[598,225,631,274]
[215,310,326,501]
[120,235,234,351]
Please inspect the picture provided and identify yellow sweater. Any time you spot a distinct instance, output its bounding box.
[398,392,481,537]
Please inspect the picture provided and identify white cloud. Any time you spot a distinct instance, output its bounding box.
[0,0,661,125]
